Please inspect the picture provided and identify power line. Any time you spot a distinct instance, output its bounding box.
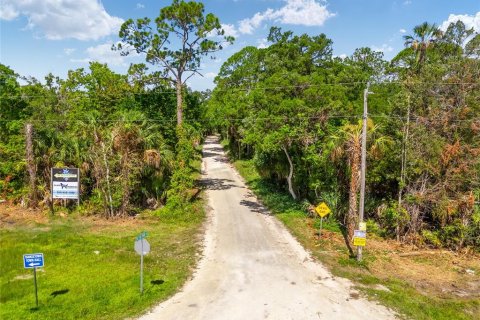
[1,80,479,99]
[1,114,478,123]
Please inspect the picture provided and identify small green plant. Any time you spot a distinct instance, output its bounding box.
[421,229,442,247]
[0,211,204,320]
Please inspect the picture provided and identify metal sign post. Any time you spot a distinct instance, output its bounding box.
[319,217,323,237]
[23,253,44,307]
[33,267,38,307]
[134,232,150,294]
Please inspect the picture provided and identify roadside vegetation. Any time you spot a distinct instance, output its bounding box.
[231,156,479,320]
[0,203,205,320]
[0,0,231,216]
[207,22,480,252]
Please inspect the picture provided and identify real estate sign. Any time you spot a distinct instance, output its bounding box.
[51,168,79,200]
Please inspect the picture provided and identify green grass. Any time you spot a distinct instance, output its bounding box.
[1,147,207,320]
[230,158,480,320]
[364,280,480,320]
[0,211,204,320]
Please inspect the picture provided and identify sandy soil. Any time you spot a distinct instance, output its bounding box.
[138,136,396,320]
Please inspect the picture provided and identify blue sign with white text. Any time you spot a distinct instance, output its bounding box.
[23,253,44,269]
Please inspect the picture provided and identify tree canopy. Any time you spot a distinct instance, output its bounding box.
[116,0,233,126]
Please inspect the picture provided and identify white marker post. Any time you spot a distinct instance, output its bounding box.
[134,232,150,294]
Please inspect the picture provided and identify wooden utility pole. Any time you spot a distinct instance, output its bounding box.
[357,83,370,262]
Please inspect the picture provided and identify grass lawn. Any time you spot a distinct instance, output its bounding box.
[0,206,205,320]
[231,158,480,320]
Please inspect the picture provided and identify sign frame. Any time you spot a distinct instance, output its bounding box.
[23,253,44,269]
[51,167,80,206]
[315,202,332,238]
[315,202,331,218]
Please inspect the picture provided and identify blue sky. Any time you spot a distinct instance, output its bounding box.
[1,0,479,91]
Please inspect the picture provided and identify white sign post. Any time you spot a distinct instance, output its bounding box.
[134,232,150,294]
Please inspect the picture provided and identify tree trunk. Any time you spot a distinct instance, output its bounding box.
[176,78,183,126]
[119,152,130,217]
[282,146,297,200]
[348,137,361,241]
[25,123,38,208]
[96,130,113,218]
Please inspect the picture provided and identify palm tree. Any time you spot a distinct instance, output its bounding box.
[403,22,442,69]
[331,123,362,242]
[330,119,391,242]
[112,110,165,216]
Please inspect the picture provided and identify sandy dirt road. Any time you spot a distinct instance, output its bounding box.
[138,136,396,320]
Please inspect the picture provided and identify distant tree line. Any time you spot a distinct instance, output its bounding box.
[0,61,205,217]
[1,0,231,217]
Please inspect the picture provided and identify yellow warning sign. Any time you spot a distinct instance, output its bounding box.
[315,202,331,218]
[353,237,366,247]
[353,230,367,246]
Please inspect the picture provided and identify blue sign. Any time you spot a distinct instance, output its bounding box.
[23,253,44,269]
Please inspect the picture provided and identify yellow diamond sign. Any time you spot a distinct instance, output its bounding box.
[315,202,331,218]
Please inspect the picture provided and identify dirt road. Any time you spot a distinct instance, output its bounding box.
[138,136,396,320]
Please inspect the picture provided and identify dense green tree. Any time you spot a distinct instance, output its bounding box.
[116,0,233,126]
[0,65,27,199]
[208,22,479,251]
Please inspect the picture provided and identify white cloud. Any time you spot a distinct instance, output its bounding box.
[371,44,393,53]
[0,3,18,20]
[257,38,269,49]
[238,0,335,35]
[239,10,271,34]
[334,53,347,59]
[72,42,138,66]
[0,0,123,40]
[64,48,76,56]
[221,24,239,38]
[403,1,412,5]
[276,0,335,25]
[440,12,480,33]
[204,72,217,79]
[399,28,406,34]
[136,3,145,9]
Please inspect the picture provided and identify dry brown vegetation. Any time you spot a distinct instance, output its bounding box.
[301,217,480,300]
